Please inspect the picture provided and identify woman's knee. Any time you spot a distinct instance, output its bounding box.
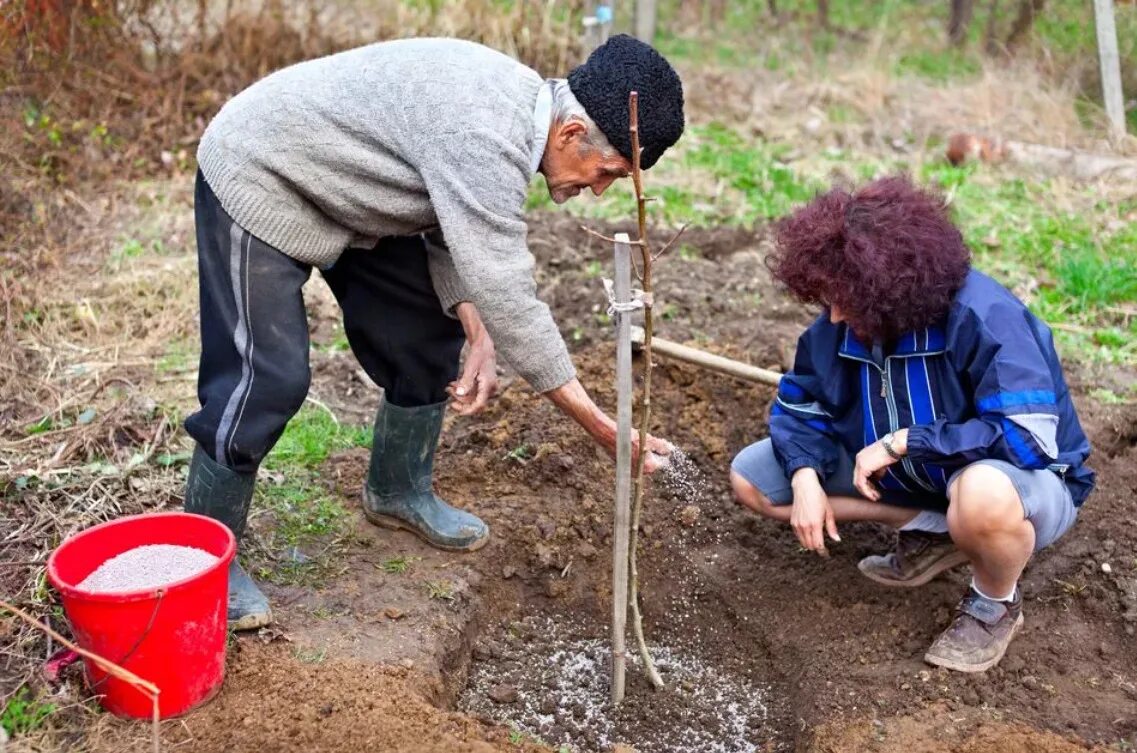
[731,471,779,518]
[947,463,1023,532]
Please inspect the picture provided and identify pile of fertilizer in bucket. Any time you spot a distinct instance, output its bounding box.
[78,544,218,593]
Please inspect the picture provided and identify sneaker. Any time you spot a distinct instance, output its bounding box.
[924,587,1024,673]
[857,530,968,588]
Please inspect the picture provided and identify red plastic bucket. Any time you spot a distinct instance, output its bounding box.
[46,512,236,719]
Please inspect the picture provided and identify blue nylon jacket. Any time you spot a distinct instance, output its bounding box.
[769,269,1095,506]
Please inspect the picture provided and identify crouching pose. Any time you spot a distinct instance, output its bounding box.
[731,176,1094,672]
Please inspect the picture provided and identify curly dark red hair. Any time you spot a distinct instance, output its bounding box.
[767,175,971,341]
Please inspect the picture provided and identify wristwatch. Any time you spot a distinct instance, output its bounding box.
[881,432,903,460]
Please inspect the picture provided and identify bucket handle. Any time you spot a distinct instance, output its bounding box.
[89,588,165,691]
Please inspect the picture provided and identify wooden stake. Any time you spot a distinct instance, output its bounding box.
[1093,0,1127,140]
[610,234,634,706]
[628,91,664,691]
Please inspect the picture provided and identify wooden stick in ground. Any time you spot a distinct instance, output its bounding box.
[1093,0,1127,140]
[627,90,664,691]
[630,326,782,386]
[610,234,635,706]
[0,599,162,753]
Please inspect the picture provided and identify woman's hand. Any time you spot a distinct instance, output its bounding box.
[790,468,839,555]
[852,429,907,501]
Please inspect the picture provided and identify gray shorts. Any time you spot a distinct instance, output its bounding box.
[731,438,1077,551]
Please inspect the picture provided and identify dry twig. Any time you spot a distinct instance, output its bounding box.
[0,599,162,753]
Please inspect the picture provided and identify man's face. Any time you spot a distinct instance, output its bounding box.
[540,119,633,205]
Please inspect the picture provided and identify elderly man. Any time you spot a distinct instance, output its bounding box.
[183,35,684,630]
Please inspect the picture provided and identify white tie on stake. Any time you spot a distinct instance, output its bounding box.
[602,277,651,317]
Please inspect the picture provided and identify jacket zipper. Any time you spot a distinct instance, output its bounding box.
[882,359,937,493]
[847,353,936,493]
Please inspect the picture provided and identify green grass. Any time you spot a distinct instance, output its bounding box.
[264,406,371,471]
[156,339,195,374]
[259,481,348,547]
[249,406,371,585]
[1,686,56,737]
[378,555,419,574]
[425,579,454,601]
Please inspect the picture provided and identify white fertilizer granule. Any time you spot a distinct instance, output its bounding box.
[78,544,219,593]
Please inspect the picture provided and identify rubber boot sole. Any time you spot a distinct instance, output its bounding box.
[923,613,1024,673]
[363,507,490,553]
[857,549,970,588]
[228,609,273,632]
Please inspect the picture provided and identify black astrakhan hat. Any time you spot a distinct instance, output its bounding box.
[567,34,685,170]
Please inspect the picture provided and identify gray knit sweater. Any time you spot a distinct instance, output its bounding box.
[197,38,575,393]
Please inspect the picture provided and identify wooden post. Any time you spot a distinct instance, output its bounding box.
[1093,0,1127,139]
[634,0,657,44]
[610,233,634,706]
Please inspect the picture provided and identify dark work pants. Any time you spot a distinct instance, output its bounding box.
[184,172,465,473]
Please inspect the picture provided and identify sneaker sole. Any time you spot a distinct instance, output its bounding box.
[857,549,970,588]
[228,609,273,632]
[923,613,1024,673]
[363,508,490,553]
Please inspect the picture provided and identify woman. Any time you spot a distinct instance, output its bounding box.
[731,176,1093,673]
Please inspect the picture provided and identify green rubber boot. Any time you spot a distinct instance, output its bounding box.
[185,446,273,631]
[363,399,489,552]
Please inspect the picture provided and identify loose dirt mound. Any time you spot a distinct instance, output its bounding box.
[84,642,546,753]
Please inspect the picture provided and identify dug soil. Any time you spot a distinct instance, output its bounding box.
[88,213,1137,752]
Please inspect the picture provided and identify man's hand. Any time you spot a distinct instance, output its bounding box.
[544,378,673,475]
[448,303,499,416]
[631,429,673,475]
[852,428,907,501]
[790,468,839,555]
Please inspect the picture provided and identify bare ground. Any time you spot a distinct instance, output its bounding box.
[4,182,1137,752]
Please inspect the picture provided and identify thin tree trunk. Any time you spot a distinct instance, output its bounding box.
[948,0,975,46]
[817,0,830,29]
[628,91,664,692]
[634,0,657,44]
[1005,0,1045,51]
[983,0,1003,55]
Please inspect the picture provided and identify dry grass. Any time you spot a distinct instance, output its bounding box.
[680,39,1134,159]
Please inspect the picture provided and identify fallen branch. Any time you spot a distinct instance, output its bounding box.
[946,132,1137,181]
[0,599,162,753]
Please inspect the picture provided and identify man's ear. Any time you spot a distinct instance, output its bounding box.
[554,119,587,150]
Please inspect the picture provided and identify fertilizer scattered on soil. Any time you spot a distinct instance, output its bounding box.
[658,448,709,506]
[78,544,219,593]
[461,616,776,753]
